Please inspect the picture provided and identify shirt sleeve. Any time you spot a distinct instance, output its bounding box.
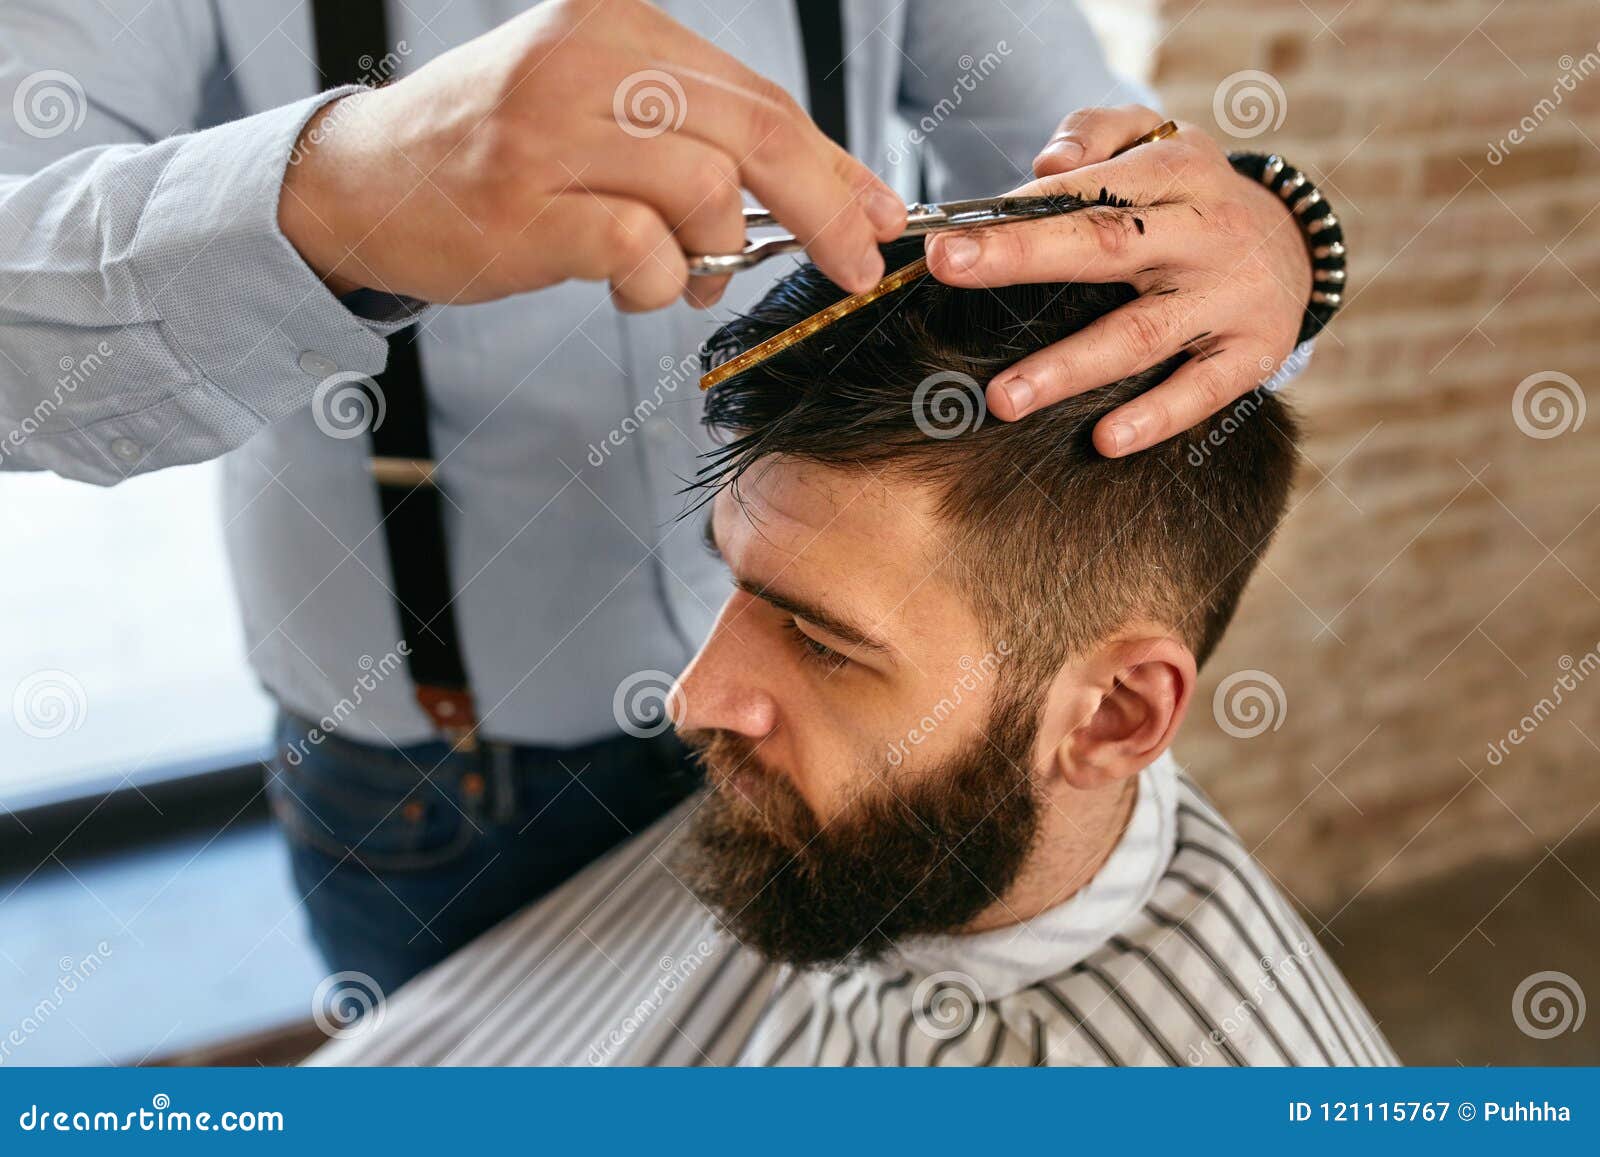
[0,1,413,485]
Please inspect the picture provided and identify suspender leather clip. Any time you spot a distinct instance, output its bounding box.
[368,456,438,489]
[415,685,481,752]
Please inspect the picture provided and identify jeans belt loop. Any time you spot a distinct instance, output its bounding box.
[486,740,518,824]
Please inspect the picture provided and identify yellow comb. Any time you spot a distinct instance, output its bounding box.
[700,257,931,390]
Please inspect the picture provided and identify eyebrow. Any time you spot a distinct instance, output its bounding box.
[702,515,893,657]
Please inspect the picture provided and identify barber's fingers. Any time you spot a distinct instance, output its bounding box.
[608,236,691,313]
[618,16,907,254]
[926,200,1189,289]
[1018,126,1214,215]
[985,294,1205,421]
[574,122,898,306]
[661,64,903,291]
[1092,342,1280,457]
[927,134,1222,287]
[1033,104,1167,175]
[565,129,748,306]
[817,131,908,239]
[597,201,690,313]
[521,191,688,312]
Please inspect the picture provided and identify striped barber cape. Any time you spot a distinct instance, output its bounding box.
[308,756,1398,1067]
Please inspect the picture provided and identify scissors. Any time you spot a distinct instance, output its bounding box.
[688,119,1179,277]
[690,197,1079,277]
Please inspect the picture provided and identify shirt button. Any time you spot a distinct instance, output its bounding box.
[109,436,142,463]
[297,350,338,378]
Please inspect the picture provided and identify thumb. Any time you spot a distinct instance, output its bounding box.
[1034,104,1166,177]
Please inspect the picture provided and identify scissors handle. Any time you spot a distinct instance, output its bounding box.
[688,235,800,276]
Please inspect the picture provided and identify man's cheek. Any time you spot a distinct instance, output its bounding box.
[880,695,960,773]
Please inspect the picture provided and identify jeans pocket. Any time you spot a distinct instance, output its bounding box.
[266,720,479,873]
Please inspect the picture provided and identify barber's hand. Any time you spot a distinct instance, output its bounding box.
[924,105,1311,457]
[278,0,905,310]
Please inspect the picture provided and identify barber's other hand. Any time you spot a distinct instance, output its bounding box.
[924,104,1311,457]
[278,0,905,311]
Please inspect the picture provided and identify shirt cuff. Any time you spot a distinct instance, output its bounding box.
[341,287,431,328]
[1264,340,1314,392]
[129,87,396,426]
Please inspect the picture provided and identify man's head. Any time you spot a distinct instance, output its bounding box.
[672,231,1298,968]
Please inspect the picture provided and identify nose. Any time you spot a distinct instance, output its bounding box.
[671,597,779,740]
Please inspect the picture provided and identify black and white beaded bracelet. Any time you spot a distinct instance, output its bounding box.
[1228,151,1346,346]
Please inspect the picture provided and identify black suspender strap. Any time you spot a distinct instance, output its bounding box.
[311,0,384,89]
[311,0,480,749]
[794,0,848,151]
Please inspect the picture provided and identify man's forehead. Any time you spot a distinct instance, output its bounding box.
[713,456,940,565]
[709,455,985,655]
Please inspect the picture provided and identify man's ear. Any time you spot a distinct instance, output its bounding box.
[1036,632,1196,791]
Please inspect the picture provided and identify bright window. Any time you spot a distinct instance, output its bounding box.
[0,461,273,807]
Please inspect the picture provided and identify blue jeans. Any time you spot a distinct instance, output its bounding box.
[265,712,699,995]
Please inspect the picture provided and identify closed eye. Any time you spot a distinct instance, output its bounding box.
[783,618,850,672]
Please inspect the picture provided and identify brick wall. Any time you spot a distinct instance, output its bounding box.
[1141,1,1600,914]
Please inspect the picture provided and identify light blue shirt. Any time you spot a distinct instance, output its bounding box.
[0,0,1153,746]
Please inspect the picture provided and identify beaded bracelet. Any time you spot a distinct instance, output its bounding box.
[1229,152,1346,345]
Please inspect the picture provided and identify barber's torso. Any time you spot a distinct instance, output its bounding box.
[203,0,1136,745]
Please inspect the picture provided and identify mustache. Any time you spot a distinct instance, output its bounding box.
[677,728,775,785]
[678,728,818,848]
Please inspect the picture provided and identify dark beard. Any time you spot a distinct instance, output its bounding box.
[674,694,1041,969]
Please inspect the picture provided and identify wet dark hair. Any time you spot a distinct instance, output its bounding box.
[693,223,1298,670]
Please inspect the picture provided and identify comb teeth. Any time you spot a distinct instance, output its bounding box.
[700,257,932,390]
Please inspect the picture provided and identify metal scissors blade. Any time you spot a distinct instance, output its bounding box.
[688,195,1078,277]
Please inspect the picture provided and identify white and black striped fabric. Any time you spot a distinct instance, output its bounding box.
[309,757,1398,1067]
